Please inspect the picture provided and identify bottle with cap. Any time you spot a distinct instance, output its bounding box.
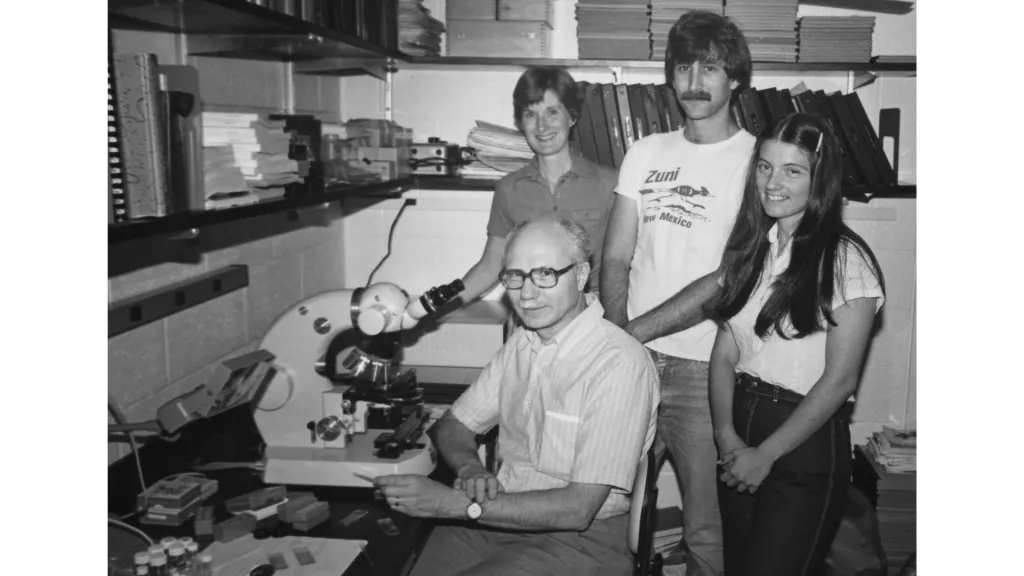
[167,544,186,572]
[134,552,151,568]
[196,553,214,576]
[148,545,165,557]
[160,537,178,550]
[148,553,168,576]
[134,566,149,576]
[185,541,199,570]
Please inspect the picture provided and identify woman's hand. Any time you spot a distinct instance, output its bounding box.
[720,447,776,494]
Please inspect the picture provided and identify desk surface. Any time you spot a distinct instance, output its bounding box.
[119,468,438,576]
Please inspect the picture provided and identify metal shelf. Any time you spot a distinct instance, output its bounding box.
[393,56,915,74]
[109,0,402,64]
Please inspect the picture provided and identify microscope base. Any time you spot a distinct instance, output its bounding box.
[262,432,436,487]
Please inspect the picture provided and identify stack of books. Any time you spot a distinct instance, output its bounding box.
[652,506,685,558]
[866,426,916,474]
[651,1,724,60]
[724,0,798,62]
[797,16,875,63]
[463,121,532,178]
[201,112,302,209]
[577,0,651,60]
[398,0,445,56]
[854,442,916,571]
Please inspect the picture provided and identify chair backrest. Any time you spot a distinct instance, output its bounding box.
[628,443,664,573]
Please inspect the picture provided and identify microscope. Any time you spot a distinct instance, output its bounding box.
[253,279,463,487]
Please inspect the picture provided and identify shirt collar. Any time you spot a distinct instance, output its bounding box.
[514,152,597,185]
[522,293,603,354]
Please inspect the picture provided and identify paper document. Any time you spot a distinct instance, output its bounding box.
[205,534,367,576]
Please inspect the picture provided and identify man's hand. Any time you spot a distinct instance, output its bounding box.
[376,474,468,519]
[719,447,775,494]
[453,462,504,502]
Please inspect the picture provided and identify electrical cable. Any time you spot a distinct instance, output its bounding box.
[366,198,415,286]
[108,517,154,547]
[108,393,148,518]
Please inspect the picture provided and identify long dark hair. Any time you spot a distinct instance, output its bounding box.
[707,112,885,339]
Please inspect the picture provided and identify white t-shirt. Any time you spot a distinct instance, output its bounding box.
[730,223,885,396]
[616,128,757,361]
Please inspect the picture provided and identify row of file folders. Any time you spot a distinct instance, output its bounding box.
[571,82,900,188]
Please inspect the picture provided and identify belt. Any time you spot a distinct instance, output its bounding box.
[736,373,853,419]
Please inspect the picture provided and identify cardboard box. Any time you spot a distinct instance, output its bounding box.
[446,20,548,58]
[447,0,496,21]
[498,0,552,28]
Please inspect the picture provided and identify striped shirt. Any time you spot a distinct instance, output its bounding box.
[451,295,660,519]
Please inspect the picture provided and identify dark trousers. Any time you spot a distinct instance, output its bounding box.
[718,375,851,576]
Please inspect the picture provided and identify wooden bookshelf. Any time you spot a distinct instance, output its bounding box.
[397,56,916,73]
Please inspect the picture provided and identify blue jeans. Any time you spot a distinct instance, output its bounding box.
[648,350,724,576]
[717,379,851,576]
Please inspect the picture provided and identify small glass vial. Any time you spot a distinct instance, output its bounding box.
[185,541,199,569]
[149,552,169,576]
[160,536,178,550]
[148,545,165,557]
[134,552,151,569]
[196,553,214,576]
[167,544,186,572]
[135,566,149,576]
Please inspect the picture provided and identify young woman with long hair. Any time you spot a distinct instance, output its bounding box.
[705,112,886,575]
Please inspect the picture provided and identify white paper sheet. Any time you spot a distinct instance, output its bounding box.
[204,534,367,576]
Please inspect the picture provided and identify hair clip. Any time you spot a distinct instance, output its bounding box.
[815,132,824,154]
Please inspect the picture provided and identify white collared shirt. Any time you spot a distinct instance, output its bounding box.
[729,224,885,396]
[452,295,660,519]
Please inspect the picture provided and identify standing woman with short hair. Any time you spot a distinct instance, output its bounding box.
[706,112,886,576]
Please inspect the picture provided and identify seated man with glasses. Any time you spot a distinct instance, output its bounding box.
[375,214,660,576]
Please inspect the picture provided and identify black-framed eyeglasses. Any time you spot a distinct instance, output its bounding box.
[498,263,576,290]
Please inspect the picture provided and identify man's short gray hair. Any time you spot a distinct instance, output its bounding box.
[502,213,591,266]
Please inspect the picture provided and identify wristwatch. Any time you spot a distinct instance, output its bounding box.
[466,501,483,520]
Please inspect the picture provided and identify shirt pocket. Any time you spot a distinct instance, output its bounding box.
[535,410,580,481]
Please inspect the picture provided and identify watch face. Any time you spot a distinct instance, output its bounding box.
[467,502,483,520]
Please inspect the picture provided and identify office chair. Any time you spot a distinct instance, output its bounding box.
[629,443,668,576]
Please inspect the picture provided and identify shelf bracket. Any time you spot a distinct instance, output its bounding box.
[609,66,623,84]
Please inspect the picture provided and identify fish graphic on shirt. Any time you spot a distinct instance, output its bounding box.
[640,185,713,222]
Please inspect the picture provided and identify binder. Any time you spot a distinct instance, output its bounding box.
[627,84,649,142]
[642,84,664,135]
[573,82,600,164]
[600,84,626,168]
[779,88,797,115]
[113,53,172,219]
[738,88,768,136]
[658,84,684,131]
[585,84,614,168]
[844,93,899,185]
[107,34,128,223]
[808,90,860,187]
[614,84,636,150]
[825,92,883,185]
[758,88,788,126]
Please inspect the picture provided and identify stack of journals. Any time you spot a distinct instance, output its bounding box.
[464,121,532,178]
[577,0,651,60]
[399,0,445,56]
[652,506,684,558]
[201,112,303,208]
[798,16,875,63]
[651,1,724,59]
[853,444,916,571]
[724,0,798,62]
[866,426,916,474]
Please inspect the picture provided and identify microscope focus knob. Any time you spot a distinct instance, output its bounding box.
[315,416,345,442]
[357,306,390,335]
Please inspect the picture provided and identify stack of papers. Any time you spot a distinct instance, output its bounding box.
[652,506,684,557]
[651,1,724,59]
[202,112,303,195]
[724,0,798,62]
[577,0,651,60]
[798,16,875,63]
[866,426,916,474]
[399,0,445,56]
[464,121,532,177]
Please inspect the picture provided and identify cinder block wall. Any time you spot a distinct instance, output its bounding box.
[108,30,349,463]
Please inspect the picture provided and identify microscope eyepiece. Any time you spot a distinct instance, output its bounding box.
[419,279,465,315]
